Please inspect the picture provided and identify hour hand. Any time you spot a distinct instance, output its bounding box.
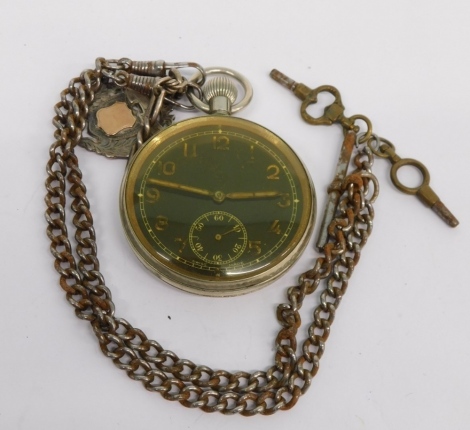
[225,191,283,200]
[226,191,291,208]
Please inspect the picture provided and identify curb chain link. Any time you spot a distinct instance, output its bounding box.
[45,62,378,416]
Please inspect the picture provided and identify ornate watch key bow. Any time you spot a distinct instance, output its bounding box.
[45,58,458,416]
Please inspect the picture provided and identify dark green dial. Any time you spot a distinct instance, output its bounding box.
[121,115,315,296]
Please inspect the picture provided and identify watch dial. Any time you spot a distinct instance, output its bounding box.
[121,116,315,296]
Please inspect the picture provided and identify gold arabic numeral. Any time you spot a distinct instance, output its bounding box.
[175,237,188,254]
[268,220,282,235]
[233,243,243,253]
[212,135,230,150]
[195,242,204,252]
[183,141,197,158]
[157,161,176,176]
[248,241,262,255]
[194,222,204,232]
[145,187,160,203]
[212,254,222,262]
[214,214,224,222]
[155,215,169,231]
[267,164,280,180]
[278,193,291,208]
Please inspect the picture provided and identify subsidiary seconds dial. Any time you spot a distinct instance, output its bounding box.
[189,211,247,265]
[121,115,316,296]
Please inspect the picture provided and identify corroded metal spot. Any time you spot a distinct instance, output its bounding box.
[96,102,136,136]
[316,131,356,250]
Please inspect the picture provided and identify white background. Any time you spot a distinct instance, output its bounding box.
[1,1,469,429]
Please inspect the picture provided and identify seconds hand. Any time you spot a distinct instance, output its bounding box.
[215,225,242,241]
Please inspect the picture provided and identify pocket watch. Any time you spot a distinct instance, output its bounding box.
[47,58,459,415]
[120,68,316,296]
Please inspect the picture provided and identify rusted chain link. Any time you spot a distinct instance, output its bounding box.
[45,62,377,416]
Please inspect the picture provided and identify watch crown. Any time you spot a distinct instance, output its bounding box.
[203,76,238,115]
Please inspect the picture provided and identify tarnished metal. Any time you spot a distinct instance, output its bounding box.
[46,58,378,415]
[271,71,459,230]
[129,60,166,77]
[80,60,207,158]
[381,142,459,227]
[363,132,459,227]
[316,131,356,249]
[270,70,378,248]
[79,87,167,158]
[270,69,372,139]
